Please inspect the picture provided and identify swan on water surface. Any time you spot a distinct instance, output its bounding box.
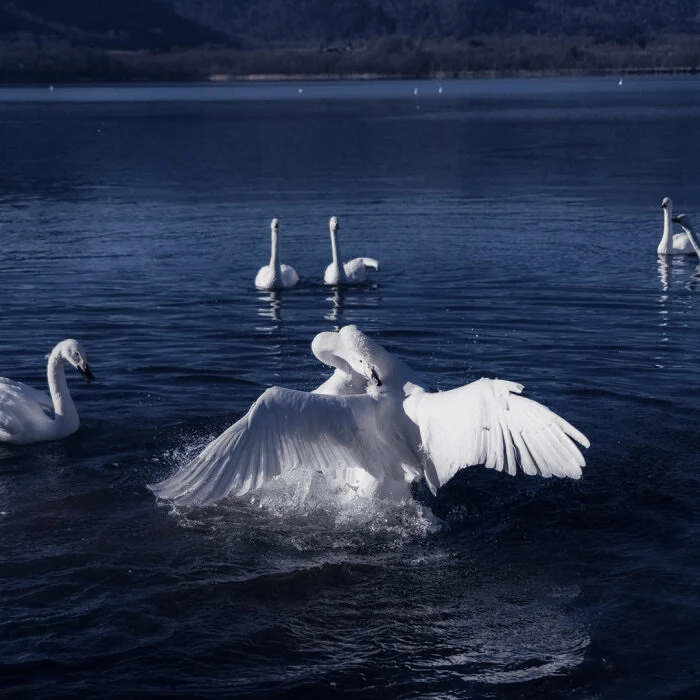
[150,326,589,507]
[324,216,379,285]
[658,198,698,255]
[671,214,700,257]
[254,218,299,290]
[0,339,94,445]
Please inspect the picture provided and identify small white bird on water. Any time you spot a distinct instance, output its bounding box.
[0,339,94,445]
[658,197,698,256]
[254,218,299,290]
[324,216,379,285]
[149,326,589,507]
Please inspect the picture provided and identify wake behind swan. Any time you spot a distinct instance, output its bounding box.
[149,326,589,507]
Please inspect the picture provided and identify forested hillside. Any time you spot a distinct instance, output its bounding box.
[1,0,699,81]
[169,0,699,46]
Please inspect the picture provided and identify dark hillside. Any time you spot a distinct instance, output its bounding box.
[1,0,699,81]
[0,0,229,49]
[168,0,700,45]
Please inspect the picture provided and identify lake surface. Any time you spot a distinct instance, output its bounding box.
[1,76,699,699]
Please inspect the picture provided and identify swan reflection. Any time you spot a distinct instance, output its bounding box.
[687,263,700,291]
[324,286,345,321]
[257,290,282,323]
[657,256,670,292]
[657,255,700,293]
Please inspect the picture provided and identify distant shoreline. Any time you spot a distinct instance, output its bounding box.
[215,66,698,82]
[2,34,699,86]
[1,65,698,87]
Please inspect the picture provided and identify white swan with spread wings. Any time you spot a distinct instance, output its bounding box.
[150,326,589,506]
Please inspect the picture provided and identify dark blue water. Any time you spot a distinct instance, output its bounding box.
[1,76,699,698]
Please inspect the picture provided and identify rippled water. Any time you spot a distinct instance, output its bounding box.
[1,76,699,698]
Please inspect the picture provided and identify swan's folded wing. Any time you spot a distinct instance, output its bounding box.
[0,379,54,441]
[360,257,379,270]
[149,386,398,506]
[0,379,53,413]
[404,378,590,489]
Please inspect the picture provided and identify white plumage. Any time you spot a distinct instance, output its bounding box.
[0,339,94,444]
[150,326,589,507]
[310,330,369,397]
[658,197,698,256]
[323,216,379,285]
[254,218,299,290]
[670,213,700,257]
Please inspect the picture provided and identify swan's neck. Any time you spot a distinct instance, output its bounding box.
[269,228,281,276]
[682,222,700,256]
[659,206,673,252]
[330,228,345,280]
[47,349,79,429]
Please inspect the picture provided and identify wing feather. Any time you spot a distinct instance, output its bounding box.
[404,378,589,488]
[0,378,55,442]
[149,386,400,506]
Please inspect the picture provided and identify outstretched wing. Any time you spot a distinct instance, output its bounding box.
[404,378,589,490]
[149,387,404,506]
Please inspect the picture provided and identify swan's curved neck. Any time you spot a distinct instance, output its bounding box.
[319,349,353,375]
[269,228,280,275]
[659,205,673,252]
[330,227,345,279]
[47,348,79,429]
[682,222,700,256]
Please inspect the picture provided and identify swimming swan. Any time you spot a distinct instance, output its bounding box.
[149,326,589,506]
[671,214,700,257]
[254,218,299,290]
[658,197,698,255]
[0,339,94,444]
[324,216,379,285]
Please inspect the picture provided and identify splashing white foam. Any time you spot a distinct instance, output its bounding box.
[154,434,444,541]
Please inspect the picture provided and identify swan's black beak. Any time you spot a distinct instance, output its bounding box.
[370,367,382,387]
[672,215,683,223]
[78,364,95,382]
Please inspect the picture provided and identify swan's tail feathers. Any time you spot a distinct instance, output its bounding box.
[149,386,401,507]
[361,258,379,271]
[404,378,589,490]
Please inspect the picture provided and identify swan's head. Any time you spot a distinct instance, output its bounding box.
[329,216,339,233]
[661,197,672,210]
[673,213,693,230]
[58,339,95,382]
[270,218,280,233]
[338,325,392,386]
[311,330,343,369]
